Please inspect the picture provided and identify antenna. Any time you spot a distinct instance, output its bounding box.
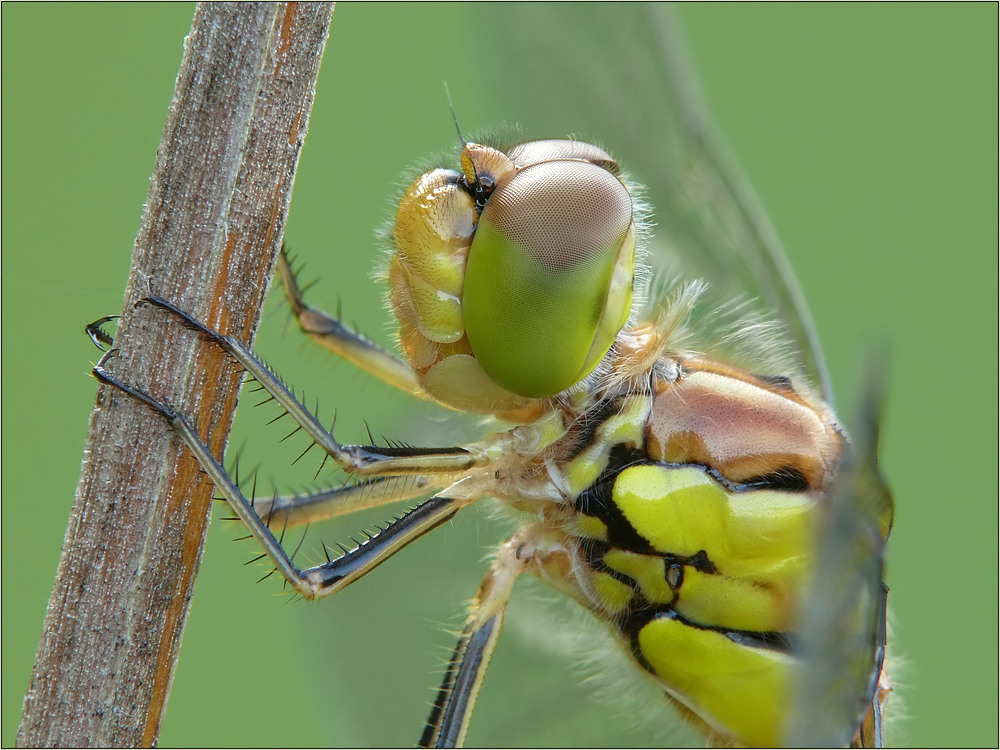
[443,82,466,146]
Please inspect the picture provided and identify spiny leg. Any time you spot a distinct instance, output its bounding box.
[252,473,455,529]
[420,532,554,749]
[85,315,118,351]
[277,247,427,400]
[93,362,471,600]
[138,293,486,478]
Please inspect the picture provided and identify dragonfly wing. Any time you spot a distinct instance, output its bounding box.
[788,357,894,747]
[476,2,832,401]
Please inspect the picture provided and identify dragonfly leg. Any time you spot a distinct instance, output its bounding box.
[85,315,118,351]
[137,293,487,478]
[420,528,572,748]
[93,363,470,600]
[252,473,455,528]
[277,247,428,400]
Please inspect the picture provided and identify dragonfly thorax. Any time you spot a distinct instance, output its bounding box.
[486,347,849,746]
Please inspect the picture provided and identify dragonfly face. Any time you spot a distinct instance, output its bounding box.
[390,139,636,414]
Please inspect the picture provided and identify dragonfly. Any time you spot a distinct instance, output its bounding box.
[93,4,893,747]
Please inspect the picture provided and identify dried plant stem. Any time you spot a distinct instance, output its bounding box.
[18,3,335,746]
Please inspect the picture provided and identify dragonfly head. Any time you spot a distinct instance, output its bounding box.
[390,139,639,416]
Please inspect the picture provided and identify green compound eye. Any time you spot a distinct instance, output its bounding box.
[463,159,636,398]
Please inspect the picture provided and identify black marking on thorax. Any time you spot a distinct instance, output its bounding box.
[574,443,655,553]
[564,394,636,462]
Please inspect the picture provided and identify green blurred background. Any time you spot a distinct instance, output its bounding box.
[3,3,996,747]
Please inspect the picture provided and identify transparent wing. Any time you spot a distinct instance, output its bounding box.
[788,362,894,746]
[474,2,833,402]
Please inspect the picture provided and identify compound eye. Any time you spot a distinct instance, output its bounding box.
[463,159,636,398]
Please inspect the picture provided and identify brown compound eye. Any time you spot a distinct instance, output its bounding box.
[463,157,636,398]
